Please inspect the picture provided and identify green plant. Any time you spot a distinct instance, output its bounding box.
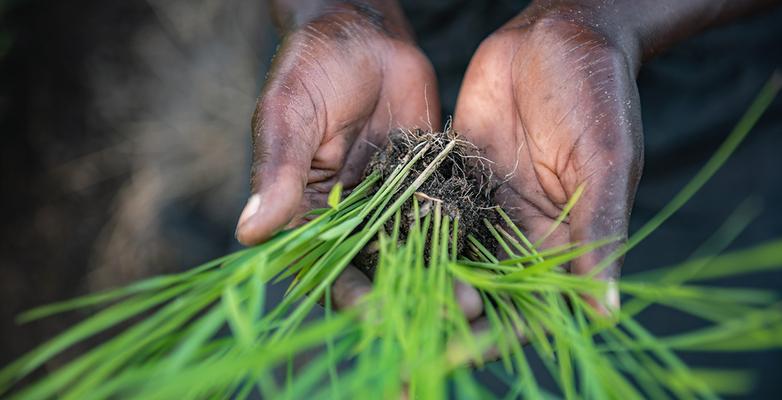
[1,75,780,399]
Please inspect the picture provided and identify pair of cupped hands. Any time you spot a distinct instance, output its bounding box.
[235,3,644,322]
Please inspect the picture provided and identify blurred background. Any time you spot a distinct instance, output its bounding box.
[1,0,781,397]
[0,0,274,366]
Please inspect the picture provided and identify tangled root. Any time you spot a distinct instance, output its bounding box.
[355,127,496,275]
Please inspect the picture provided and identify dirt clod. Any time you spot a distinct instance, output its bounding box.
[355,128,496,276]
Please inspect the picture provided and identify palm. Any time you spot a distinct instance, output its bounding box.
[252,24,439,226]
[299,41,439,217]
[455,18,642,279]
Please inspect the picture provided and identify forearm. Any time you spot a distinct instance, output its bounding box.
[604,0,779,60]
[268,0,414,39]
[519,0,780,72]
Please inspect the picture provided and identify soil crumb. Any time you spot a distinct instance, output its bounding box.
[355,128,496,275]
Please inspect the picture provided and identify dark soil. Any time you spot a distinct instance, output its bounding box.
[355,128,496,275]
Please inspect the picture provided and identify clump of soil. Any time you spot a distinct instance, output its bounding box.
[355,128,496,275]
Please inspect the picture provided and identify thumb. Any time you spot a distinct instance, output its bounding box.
[235,100,318,246]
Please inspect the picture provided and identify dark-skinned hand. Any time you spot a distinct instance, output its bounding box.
[454,6,644,313]
[234,3,485,319]
[236,0,777,354]
[451,0,776,336]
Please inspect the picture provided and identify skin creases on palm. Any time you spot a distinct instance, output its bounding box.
[239,18,440,244]
[454,18,643,281]
[294,38,441,222]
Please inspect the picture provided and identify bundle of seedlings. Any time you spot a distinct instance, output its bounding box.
[1,78,782,399]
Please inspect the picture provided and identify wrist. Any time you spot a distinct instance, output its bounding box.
[270,0,414,42]
[512,2,643,75]
[520,0,779,73]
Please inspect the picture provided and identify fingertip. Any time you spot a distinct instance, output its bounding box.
[235,194,260,242]
[332,265,371,310]
[236,172,307,245]
[235,224,262,246]
[234,204,294,246]
[235,221,264,246]
[583,278,620,318]
[601,278,621,315]
[463,317,528,364]
[569,239,622,317]
[454,280,483,321]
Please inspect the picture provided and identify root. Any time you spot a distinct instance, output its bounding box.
[356,127,496,275]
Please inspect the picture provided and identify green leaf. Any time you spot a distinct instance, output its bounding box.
[318,216,363,240]
[590,73,782,278]
[222,286,254,348]
[328,181,344,209]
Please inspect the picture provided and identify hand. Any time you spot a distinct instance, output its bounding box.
[235,3,444,309]
[454,5,644,313]
[236,5,439,245]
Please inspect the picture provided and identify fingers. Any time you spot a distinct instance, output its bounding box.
[568,158,640,315]
[470,318,527,362]
[329,268,480,323]
[329,268,479,327]
[331,265,372,310]
[454,280,483,321]
[236,34,439,246]
[330,272,483,317]
[567,70,642,315]
[235,98,317,245]
[235,24,359,245]
[235,164,310,246]
[447,317,529,365]
[235,37,331,246]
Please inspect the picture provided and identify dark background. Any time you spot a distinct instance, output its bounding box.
[1,0,781,397]
[0,0,272,368]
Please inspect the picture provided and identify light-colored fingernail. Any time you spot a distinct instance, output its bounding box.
[605,279,620,314]
[237,194,261,229]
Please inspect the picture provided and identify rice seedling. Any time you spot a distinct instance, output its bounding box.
[1,75,780,399]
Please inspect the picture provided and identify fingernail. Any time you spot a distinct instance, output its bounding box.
[604,279,620,314]
[237,194,261,229]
